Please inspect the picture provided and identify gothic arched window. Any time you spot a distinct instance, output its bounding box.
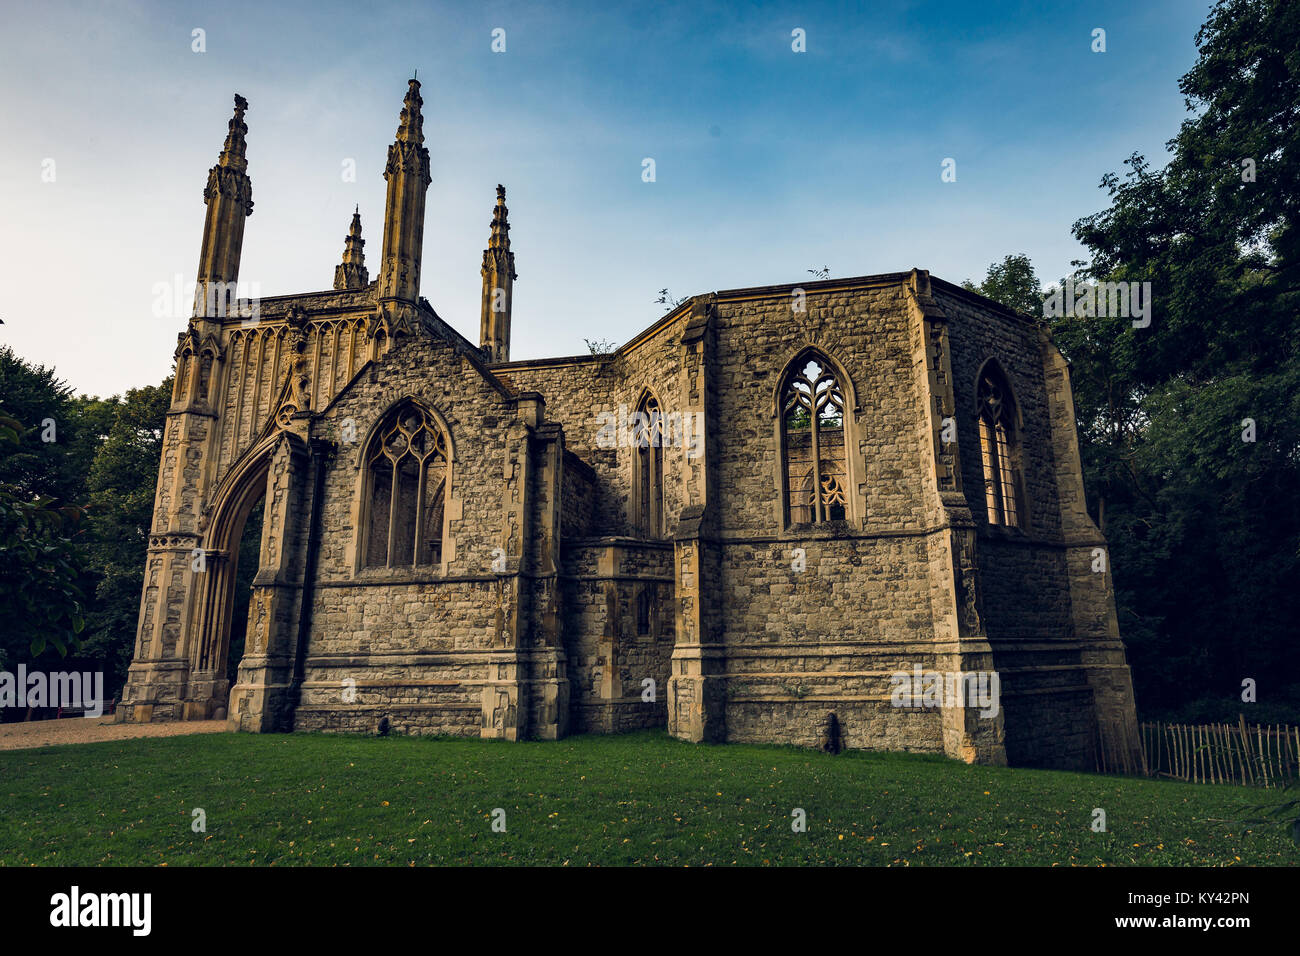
[632,392,664,538]
[364,403,448,567]
[781,355,849,525]
[977,365,1022,528]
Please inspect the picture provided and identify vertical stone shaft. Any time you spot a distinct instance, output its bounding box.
[906,268,1007,765]
[1040,332,1142,768]
[479,184,516,362]
[667,296,726,743]
[378,79,432,305]
[120,95,254,723]
[195,95,253,317]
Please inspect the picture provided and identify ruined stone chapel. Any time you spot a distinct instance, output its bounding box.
[119,81,1142,769]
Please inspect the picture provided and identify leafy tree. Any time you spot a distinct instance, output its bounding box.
[76,379,172,692]
[1057,0,1300,721]
[0,346,98,504]
[0,343,175,710]
[0,405,87,675]
[962,254,1043,317]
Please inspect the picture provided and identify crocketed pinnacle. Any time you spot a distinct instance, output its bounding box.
[395,78,425,145]
[218,94,249,171]
[488,185,510,251]
[334,206,369,290]
[343,206,364,264]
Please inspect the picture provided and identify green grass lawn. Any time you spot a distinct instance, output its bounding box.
[0,730,1294,866]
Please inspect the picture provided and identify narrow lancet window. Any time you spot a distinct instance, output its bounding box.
[632,393,665,538]
[977,366,1022,527]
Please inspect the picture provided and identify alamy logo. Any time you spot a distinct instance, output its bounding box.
[0,667,104,717]
[595,405,703,459]
[50,886,151,936]
[889,666,1000,718]
[150,274,261,322]
[1042,278,1152,328]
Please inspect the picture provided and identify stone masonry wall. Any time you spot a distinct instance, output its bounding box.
[937,284,1107,768]
[293,330,521,735]
[496,310,688,539]
[705,281,945,750]
[560,541,674,733]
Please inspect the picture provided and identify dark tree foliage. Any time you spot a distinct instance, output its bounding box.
[75,379,172,695]
[0,405,88,675]
[0,348,96,680]
[0,346,99,504]
[1056,0,1300,721]
[0,344,172,711]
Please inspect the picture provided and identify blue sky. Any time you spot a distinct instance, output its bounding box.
[0,0,1213,397]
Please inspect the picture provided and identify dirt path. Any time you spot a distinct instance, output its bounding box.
[0,716,228,751]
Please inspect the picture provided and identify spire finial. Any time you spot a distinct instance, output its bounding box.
[334,208,368,290]
[395,77,425,145]
[219,94,250,170]
[488,183,510,250]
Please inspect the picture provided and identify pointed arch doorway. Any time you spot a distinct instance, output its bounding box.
[185,451,271,721]
[224,497,265,709]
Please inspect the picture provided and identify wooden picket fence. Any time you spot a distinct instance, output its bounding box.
[1130,717,1300,788]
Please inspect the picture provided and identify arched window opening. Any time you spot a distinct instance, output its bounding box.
[782,355,849,524]
[364,404,448,567]
[978,367,1022,528]
[633,393,664,538]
